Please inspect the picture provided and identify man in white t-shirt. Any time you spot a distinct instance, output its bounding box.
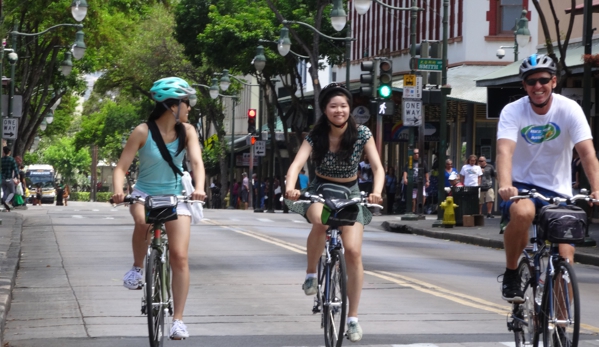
[497,54,599,304]
[459,154,482,187]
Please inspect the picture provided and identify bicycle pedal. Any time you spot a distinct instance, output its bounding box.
[312,306,321,314]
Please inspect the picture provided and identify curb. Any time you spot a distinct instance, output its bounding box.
[381,221,599,267]
[0,215,23,347]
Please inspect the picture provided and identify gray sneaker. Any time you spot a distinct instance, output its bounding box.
[123,267,143,290]
[346,321,363,342]
[302,277,317,296]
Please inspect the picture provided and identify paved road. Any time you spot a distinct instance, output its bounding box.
[3,203,599,346]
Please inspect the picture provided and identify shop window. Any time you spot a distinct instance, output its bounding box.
[486,0,528,38]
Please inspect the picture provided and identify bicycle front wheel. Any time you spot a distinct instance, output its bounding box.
[542,260,580,347]
[146,248,166,347]
[323,249,347,347]
[514,257,540,347]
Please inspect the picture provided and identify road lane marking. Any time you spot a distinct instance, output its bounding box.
[365,270,510,315]
[257,218,274,223]
[203,220,599,334]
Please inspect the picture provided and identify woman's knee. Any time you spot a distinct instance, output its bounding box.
[343,245,362,263]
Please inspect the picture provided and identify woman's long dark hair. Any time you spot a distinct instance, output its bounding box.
[148,99,187,156]
[310,91,358,166]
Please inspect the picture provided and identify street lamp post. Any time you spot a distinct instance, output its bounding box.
[495,10,530,62]
[278,20,355,89]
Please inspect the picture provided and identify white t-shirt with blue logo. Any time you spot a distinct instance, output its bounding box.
[497,93,592,197]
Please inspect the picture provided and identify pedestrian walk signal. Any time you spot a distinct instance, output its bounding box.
[247,108,257,134]
[378,58,393,99]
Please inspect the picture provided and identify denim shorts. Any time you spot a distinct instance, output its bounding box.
[500,182,566,223]
[284,176,372,226]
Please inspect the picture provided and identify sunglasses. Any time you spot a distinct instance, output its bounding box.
[524,77,552,86]
[478,160,485,162]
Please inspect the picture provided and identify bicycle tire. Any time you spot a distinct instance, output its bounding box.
[323,249,347,347]
[514,257,540,347]
[541,259,580,347]
[146,248,166,347]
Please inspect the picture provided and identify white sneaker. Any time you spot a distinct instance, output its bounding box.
[302,277,318,296]
[123,267,143,290]
[170,319,189,340]
[346,321,363,342]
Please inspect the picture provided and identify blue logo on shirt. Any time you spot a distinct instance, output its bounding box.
[520,122,561,144]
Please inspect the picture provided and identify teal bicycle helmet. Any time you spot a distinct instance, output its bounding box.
[150,77,197,106]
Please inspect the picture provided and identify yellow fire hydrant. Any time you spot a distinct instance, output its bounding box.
[224,192,230,207]
[440,196,459,228]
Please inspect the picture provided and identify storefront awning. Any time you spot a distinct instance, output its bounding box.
[476,40,599,87]
[393,65,504,104]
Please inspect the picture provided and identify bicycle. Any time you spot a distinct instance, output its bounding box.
[506,189,593,347]
[111,194,204,347]
[294,192,382,347]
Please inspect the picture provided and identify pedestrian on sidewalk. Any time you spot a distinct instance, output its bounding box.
[385,166,397,214]
[443,159,458,188]
[496,54,599,304]
[283,83,384,342]
[459,154,482,187]
[402,148,429,213]
[111,76,206,340]
[1,147,19,211]
[478,156,496,218]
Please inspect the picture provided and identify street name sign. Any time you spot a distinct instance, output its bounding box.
[403,76,422,99]
[416,58,443,71]
[254,140,266,156]
[3,118,18,139]
[402,100,422,126]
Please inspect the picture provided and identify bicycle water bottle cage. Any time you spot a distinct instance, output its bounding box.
[321,198,359,227]
[145,194,179,223]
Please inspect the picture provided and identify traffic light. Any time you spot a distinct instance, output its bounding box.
[359,60,376,97]
[247,108,257,134]
[378,58,393,99]
[378,59,393,98]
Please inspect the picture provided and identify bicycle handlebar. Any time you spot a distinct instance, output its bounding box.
[509,188,599,204]
[292,192,384,210]
[109,195,206,207]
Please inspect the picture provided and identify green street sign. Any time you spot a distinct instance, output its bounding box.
[416,58,443,71]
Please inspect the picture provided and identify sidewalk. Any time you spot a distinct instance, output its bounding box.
[379,214,599,267]
[0,213,23,347]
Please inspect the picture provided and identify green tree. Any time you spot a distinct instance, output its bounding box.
[41,137,91,186]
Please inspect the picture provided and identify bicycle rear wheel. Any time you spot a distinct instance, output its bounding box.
[146,248,166,347]
[323,249,347,347]
[514,258,540,347]
[542,260,580,347]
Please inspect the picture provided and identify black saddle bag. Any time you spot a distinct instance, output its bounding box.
[316,183,359,227]
[145,195,178,224]
[538,205,586,244]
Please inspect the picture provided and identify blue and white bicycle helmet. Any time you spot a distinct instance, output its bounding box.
[519,54,557,80]
[150,77,197,106]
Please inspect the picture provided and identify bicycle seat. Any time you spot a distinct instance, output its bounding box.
[324,198,359,213]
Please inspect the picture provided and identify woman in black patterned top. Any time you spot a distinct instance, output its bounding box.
[284,83,384,342]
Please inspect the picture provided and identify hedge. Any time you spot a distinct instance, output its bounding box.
[68,192,112,202]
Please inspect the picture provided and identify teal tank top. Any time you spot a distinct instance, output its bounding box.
[134,131,186,196]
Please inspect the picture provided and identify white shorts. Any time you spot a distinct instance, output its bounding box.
[131,188,191,217]
[412,187,428,199]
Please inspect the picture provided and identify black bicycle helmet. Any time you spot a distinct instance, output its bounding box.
[519,54,557,80]
[318,83,353,110]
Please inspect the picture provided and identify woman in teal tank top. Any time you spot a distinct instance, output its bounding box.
[111,77,206,340]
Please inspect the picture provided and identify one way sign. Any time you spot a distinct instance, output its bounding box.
[3,118,18,139]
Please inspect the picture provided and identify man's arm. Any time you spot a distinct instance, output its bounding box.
[496,138,517,200]
[575,139,599,197]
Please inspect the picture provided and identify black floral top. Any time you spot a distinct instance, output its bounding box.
[305,125,372,178]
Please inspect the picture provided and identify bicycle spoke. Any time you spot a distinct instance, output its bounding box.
[323,249,347,347]
[542,260,579,347]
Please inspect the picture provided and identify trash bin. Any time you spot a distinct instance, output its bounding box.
[451,186,480,226]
